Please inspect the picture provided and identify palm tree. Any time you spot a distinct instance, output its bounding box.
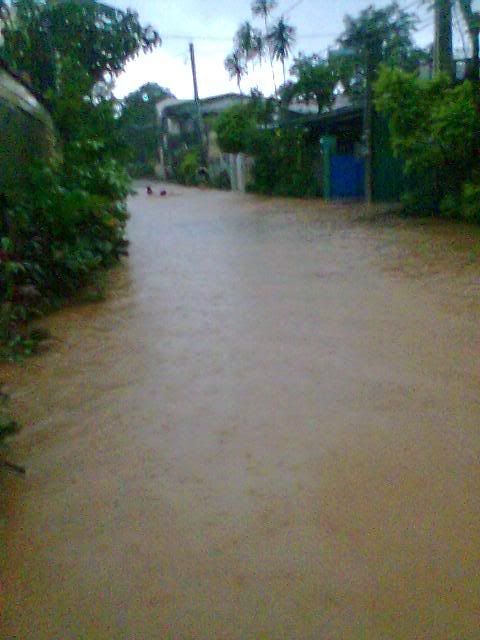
[224,50,247,93]
[235,21,264,68]
[268,16,296,84]
[251,0,278,92]
[251,0,278,33]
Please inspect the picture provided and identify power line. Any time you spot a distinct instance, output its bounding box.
[283,0,305,16]
[160,11,434,46]
[416,14,435,28]
[162,34,232,42]
[160,31,340,44]
[400,0,424,11]
[415,21,434,34]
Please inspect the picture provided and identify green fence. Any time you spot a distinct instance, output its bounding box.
[371,114,405,203]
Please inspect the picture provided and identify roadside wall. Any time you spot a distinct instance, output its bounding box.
[0,69,56,202]
[224,153,253,192]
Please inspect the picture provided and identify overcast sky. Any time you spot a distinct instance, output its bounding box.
[111,0,436,100]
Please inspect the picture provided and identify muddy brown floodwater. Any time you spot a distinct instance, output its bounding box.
[1,185,479,639]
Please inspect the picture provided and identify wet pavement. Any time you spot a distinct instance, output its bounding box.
[1,185,479,638]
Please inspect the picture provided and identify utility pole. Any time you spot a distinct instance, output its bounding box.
[457,0,479,81]
[434,0,454,78]
[363,46,373,205]
[189,42,206,165]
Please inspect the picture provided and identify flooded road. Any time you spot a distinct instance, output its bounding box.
[1,185,479,638]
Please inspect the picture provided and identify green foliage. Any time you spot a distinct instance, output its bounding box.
[339,2,418,67]
[441,178,480,222]
[228,0,291,93]
[267,16,296,82]
[215,100,318,197]
[214,97,275,154]
[175,149,201,186]
[0,0,160,99]
[118,83,173,173]
[0,157,130,319]
[235,21,264,63]
[375,68,480,218]
[251,0,278,23]
[336,2,429,97]
[224,51,247,92]
[0,0,158,353]
[248,127,319,197]
[214,104,257,154]
[287,54,337,112]
[211,170,231,191]
[127,162,157,178]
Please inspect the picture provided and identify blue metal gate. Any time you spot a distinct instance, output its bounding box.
[330,155,365,199]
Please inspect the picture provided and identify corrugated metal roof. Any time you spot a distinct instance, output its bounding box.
[0,69,53,129]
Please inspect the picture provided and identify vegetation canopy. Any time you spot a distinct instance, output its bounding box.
[0,0,161,354]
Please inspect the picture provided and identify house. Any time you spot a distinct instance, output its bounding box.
[281,100,404,202]
[156,93,251,180]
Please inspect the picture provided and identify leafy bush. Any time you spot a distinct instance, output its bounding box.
[0,155,130,352]
[0,86,131,351]
[375,68,480,218]
[211,170,231,190]
[0,0,158,352]
[117,83,173,170]
[215,102,319,197]
[441,178,480,223]
[128,162,157,178]
[214,104,257,154]
[248,127,319,197]
[175,149,201,185]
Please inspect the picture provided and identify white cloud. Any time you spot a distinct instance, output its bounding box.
[111,0,434,100]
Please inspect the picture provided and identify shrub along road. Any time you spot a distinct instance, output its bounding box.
[1,185,479,638]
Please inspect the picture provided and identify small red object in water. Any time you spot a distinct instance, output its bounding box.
[147,186,153,195]
[160,190,167,196]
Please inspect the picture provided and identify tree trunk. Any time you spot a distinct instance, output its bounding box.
[264,15,277,94]
[433,0,453,78]
[271,61,277,94]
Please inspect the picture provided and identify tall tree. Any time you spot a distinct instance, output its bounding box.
[0,0,161,100]
[251,0,278,91]
[251,0,278,32]
[327,2,430,105]
[267,16,296,83]
[235,21,264,66]
[337,2,428,89]
[224,50,247,92]
[0,0,163,175]
[118,83,173,168]
[289,53,337,112]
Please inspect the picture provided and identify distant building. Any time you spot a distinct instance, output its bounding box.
[156,93,251,180]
